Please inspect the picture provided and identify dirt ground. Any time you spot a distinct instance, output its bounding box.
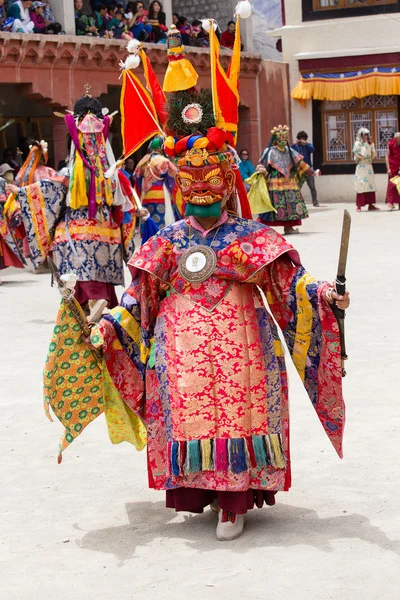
[1,204,399,600]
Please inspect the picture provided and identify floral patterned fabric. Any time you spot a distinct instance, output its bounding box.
[0,177,24,269]
[258,147,311,225]
[91,215,345,494]
[16,179,135,284]
[353,140,376,194]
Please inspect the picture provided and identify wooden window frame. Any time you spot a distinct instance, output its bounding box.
[321,99,398,164]
[313,0,397,10]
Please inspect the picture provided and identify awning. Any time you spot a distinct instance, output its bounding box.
[292,67,400,104]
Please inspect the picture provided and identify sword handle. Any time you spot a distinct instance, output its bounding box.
[334,275,346,319]
[333,275,348,376]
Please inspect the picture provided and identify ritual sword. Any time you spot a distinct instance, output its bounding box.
[332,209,351,377]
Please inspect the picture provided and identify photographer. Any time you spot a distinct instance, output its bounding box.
[291,130,319,207]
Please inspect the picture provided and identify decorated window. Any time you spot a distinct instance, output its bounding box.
[313,0,397,9]
[322,95,398,163]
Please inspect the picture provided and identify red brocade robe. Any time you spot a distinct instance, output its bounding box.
[93,212,345,493]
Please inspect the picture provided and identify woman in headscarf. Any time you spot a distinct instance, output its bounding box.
[353,127,379,212]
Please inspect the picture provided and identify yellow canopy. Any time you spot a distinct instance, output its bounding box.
[292,70,400,104]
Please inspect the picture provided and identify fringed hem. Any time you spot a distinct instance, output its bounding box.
[168,434,286,477]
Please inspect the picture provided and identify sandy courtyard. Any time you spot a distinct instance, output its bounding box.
[1,203,399,600]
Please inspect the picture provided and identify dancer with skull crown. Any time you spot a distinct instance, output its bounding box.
[43,9,350,541]
[5,87,146,319]
[255,124,317,235]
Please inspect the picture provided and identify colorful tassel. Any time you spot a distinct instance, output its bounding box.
[169,434,286,476]
[247,436,257,468]
[185,440,202,474]
[270,433,286,469]
[200,438,214,471]
[170,441,180,477]
[215,438,229,472]
[229,438,248,474]
[252,435,267,467]
[263,435,273,467]
[179,440,186,474]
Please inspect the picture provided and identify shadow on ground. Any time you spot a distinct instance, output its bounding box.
[75,501,400,564]
[0,280,37,287]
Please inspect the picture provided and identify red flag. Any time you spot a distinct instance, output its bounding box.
[140,51,168,127]
[120,70,162,158]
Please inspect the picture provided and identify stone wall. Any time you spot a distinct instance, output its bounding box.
[171,0,236,27]
[0,33,290,166]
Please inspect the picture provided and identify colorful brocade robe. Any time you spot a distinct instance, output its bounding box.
[259,146,311,225]
[92,213,345,493]
[15,179,136,285]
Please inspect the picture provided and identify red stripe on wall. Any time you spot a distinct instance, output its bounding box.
[299,52,400,73]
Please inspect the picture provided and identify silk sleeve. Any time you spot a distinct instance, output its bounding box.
[260,255,345,457]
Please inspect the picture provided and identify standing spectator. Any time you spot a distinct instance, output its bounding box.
[291,130,319,207]
[75,0,98,35]
[386,132,400,210]
[126,1,151,41]
[7,0,35,32]
[2,148,20,176]
[221,20,235,49]
[238,149,255,181]
[123,156,135,186]
[30,1,61,33]
[172,11,179,25]
[353,127,379,212]
[148,1,166,43]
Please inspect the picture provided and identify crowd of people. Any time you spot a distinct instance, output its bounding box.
[237,128,400,224]
[74,1,241,46]
[0,0,242,47]
[0,0,62,33]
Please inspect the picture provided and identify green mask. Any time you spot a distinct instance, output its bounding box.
[185,201,222,218]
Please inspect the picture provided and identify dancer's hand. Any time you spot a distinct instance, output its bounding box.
[325,288,350,309]
[256,164,266,174]
[137,208,150,220]
[5,183,19,196]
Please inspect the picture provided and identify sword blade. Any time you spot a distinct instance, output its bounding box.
[337,209,351,279]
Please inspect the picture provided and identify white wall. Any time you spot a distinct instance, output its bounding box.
[275,5,399,202]
[302,174,388,205]
[54,0,75,35]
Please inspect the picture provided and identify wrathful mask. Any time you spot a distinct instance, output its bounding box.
[176,163,235,208]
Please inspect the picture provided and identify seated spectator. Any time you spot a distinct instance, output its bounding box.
[126,1,151,41]
[172,11,178,25]
[7,0,35,32]
[43,1,55,24]
[105,2,117,23]
[106,7,132,39]
[30,1,61,33]
[92,2,108,35]
[0,0,8,28]
[221,20,235,49]
[148,1,166,43]
[75,0,98,35]
[177,15,192,45]
[238,149,255,181]
[194,22,210,48]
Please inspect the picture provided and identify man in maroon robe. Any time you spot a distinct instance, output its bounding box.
[386,133,400,210]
